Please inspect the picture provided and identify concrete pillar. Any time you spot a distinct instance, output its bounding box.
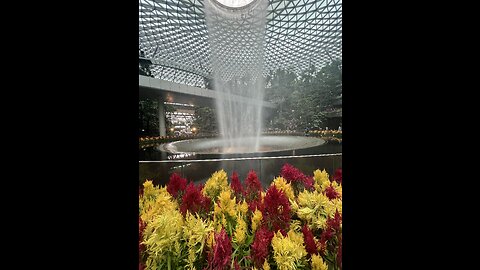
[158,96,166,137]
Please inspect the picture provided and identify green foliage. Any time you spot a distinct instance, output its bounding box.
[139,98,174,135]
[265,59,342,131]
[139,98,159,134]
[193,106,218,134]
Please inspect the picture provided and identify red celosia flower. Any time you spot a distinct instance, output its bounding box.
[139,217,145,238]
[251,225,274,268]
[325,185,340,200]
[212,228,232,269]
[332,168,342,184]
[139,217,146,264]
[302,225,318,255]
[180,182,211,216]
[327,210,342,232]
[166,173,187,198]
[304,176,315,191]
[262,185,291,232]
[234,259,240,270]
[280,163,314,192]
[245,170,262,199]
[245,170,263,212]
[280,163,308,183]
[317,240,327,256]
[139,263,145,270]
[320,228,334,243]
[247,197,261,212]
[319,211,342,254]
[230,171,244,198]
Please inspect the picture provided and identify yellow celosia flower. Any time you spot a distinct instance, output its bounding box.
[296,190,331,230]
[263,259,271,270]
[323,199,337,219]
[217,189,237,219]
[213,189,237,232]
[332,198,342,215]
[272,177,295,201]
[331,180,342,198]
[140,180,161,216]
[287,229,304,247]
[142,180,158,199]
[220,215,227,230]
[142,208,183,262]
[314,215,328,230]
[251,209,263,232]
[311,254,328,270]
[271,231,307,270]
[140,186,178,223]
[289,198,299,213]
[202,170,229,201]
[183,213,213,269]
[183,213,213,252]
[238,199,249,216]
[289,219,302,233]
[234,215,247,245]
[313,169,330,192]
[206,230,215,249]
[186,249,197,270]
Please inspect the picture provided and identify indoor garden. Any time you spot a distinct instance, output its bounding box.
[139,0,342,269]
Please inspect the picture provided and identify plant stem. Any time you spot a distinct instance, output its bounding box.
[167,254,171,270]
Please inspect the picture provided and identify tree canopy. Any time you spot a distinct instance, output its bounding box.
[265,59,342,131]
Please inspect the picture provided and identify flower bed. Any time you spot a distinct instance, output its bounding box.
[139,164,342,270]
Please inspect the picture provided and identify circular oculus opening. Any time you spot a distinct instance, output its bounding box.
[213,0,257,9]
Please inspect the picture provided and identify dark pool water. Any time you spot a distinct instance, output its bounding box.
[139,138,341,187]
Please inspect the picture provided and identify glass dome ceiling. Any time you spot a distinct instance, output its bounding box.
[139,0,342,87]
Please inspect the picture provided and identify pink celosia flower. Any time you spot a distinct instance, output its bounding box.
[166,173,187,198]
[251,225,274,268]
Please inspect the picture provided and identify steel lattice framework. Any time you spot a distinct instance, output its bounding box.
[139,0,342,87]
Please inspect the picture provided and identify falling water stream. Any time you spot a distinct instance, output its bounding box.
[204,0,268,152]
